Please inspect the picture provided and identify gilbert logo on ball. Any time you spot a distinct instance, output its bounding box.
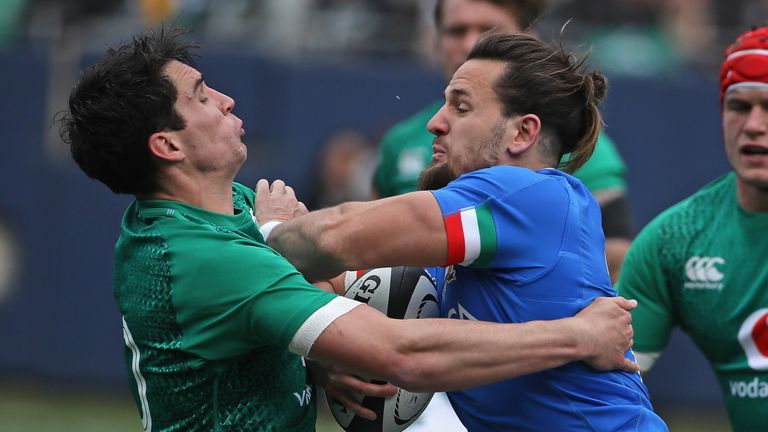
[738,308,768,370]
[330,266,440,432]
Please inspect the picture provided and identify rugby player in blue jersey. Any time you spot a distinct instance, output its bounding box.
[268,32,668,431]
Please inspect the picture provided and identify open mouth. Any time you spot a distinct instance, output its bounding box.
[742,146,768,155]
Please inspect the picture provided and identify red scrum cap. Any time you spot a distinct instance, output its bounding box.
[720,27,768,106]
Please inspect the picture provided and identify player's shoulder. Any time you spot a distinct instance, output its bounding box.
[442,166,574,212]
[459,166,574,192]
[633,173,734,254]
[570,133,627,192]
[656,172,734,226]
[592,133,625,167]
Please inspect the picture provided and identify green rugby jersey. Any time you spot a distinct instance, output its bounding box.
[372,100,627,197]
[618,173,768,431]
[115,182,337,431]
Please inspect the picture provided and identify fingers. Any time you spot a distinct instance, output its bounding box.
[256,179,270,196]
[271,179,286,194]
[254,179,304,224]
[611,296,638,311]
[619,357,640,373]
[330,395,378,421]
[296,201,309,216]
[327,381,397,420]
[257,179,291,195]
[337,375,398,398]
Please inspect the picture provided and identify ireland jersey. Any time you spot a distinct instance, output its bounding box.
[430,166,667,432]
[115,183,340,432]
[618,173,768,431]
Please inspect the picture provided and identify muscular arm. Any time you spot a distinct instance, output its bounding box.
[308,296,638,393]
[268,192,447,281]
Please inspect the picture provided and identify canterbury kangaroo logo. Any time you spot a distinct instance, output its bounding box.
[684,256,725,289]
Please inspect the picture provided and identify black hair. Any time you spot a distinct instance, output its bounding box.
[58,27,199,194]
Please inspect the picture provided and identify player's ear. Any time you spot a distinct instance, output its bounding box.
[506,114,540,155]
[148,132,184,162]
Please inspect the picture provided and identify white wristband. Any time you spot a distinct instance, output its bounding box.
[258,220,283,240]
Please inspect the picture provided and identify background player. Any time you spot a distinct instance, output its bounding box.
[373,0,633,283]
[617,26,768,432]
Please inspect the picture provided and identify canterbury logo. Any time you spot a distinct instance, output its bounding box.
[684,256,725,289]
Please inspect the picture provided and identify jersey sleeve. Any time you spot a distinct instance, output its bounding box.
[430,167,568,275]
[165,223,340,360]
[616,215,675,369]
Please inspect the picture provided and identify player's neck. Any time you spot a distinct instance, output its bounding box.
[736,179,768,213]
[143,175,236,215]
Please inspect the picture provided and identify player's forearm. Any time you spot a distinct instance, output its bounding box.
[270,195,446,280]
[384,318,587,392]
[268,204,356,281]
[310,307,586,393]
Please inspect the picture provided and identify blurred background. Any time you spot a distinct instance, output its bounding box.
[0,0,760,430]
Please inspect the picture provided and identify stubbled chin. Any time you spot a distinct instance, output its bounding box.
[418,163,456,191]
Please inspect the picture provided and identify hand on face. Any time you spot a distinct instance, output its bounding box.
[254,179,308,225]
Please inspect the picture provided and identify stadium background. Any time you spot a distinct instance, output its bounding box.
[0,0,751,430]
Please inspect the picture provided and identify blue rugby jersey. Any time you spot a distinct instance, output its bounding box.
[430,166,667,432]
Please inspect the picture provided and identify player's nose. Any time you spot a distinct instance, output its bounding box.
[427,106,449,136]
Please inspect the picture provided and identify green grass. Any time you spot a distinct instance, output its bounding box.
[0,387,140,432]
[0,384,730,432]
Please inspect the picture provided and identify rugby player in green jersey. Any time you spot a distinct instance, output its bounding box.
[373,0,633,284]
[617,27,768,431]
[58,27,638,432]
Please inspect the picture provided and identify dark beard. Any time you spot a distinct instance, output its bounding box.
[417,163,456,191]
[418,119,507,191]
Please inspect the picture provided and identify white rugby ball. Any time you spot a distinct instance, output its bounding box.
[327,266,440,432]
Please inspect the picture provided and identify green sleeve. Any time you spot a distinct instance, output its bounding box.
[616,215,675,354]
[571,134,627,193]
[165,223,336,360]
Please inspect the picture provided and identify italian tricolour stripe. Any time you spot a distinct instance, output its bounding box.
[444,203,497,267]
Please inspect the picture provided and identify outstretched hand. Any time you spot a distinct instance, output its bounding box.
[574,296,639,373]
[254,179,308,225]
[308,361,397,421]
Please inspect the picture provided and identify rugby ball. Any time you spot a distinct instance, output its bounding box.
[327,266,440,432]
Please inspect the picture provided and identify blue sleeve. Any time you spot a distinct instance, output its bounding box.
[430,167,570,280]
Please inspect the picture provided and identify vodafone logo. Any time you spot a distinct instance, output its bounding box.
[738,308,768,370]
[683,256,725,289]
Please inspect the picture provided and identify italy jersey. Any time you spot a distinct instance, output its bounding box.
[618,173,768,431]
[114,183,351,432]
[430,166,667,431]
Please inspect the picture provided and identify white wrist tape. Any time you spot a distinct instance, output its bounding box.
[259,220,283,240]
